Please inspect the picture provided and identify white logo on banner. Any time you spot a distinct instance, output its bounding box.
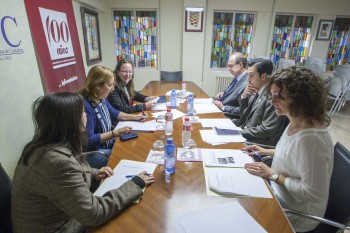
[39,7,76,69]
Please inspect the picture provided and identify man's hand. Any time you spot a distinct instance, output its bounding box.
[242,83,258,98]
[213,100,224,111]
[216,91,224,99]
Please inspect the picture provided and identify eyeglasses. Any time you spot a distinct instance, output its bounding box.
[119,70,133,74]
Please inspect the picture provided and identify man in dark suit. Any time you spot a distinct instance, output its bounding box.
[235,58,288,146]
[213,52,248,119]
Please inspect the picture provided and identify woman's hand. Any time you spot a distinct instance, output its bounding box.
[241,144,265,157]
[114,126,132,136]
[137,171,155,186]
[144,101,155,110]
[245,162,272,179]
[95,166,114,181]
[135,113,148,121]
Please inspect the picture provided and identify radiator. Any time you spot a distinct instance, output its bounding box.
[216,76,233,93]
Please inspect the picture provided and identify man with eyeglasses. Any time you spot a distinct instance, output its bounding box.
[213,52,248,120]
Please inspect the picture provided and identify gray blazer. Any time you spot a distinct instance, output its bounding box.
[12,146,143,233]
[222,73,248,118]
[236,88,288,146]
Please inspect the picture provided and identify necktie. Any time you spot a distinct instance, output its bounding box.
[220,78,238,101]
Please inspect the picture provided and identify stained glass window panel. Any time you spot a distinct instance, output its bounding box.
[270,15,293,64]
[288,16,313,63]
[233,13,254,55]
[113,10,157,68]
[211,12,233,68]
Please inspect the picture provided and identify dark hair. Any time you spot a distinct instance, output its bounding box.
[114,59,136,99]
[248,58,273,76]
[267,66,331,127]
[19,92,86,165]
[234,53,248,69]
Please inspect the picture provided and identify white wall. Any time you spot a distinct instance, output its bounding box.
[0,0,44,177]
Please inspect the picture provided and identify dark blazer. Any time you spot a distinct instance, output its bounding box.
[235,88,288,146]
[108,83,148,113]
[12,146,143,233]
[222,72,248,119]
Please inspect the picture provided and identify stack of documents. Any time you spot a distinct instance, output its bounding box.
[201,149,252,167]
[165,90,193,97]
[94,160,157,197]
[115,120,156,132]
[200,119,245,145]
[174,202,267,233]
[193,98,221,114]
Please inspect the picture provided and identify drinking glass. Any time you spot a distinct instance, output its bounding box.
[182,139,197,159]
[152,140,164,161]
[156,115,165,130]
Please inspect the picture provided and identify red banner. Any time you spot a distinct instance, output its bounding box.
[24,0,85,93]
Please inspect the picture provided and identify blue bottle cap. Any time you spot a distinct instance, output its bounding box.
[167,138,173,144]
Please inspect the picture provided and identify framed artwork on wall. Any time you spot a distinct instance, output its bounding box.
[81,7,102,64]
[185,7,204,32]
[316,20,334,41]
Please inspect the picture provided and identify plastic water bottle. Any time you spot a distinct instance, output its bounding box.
[165,107,173,136]
[181,81,187,99]
[170,89,177,109]
[164,138,176,174]
[182,117,191,147]
[187,94,196,116]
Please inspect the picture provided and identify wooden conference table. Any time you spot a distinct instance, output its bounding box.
[89,81,293,233]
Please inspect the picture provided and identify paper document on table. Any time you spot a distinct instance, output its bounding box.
[201,149,253,167]
[151,96,166,104]
[174,202,267,233]
[205,167,272,198]
[200,118,241,130]
[115,120,156,132]
[94,160,157,197]
[200,130,246,144]
[151,103,167,111]
[152,109,185,120]
[193,98,213,104]
[194,103,221,114]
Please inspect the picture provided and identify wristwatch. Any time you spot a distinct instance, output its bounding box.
[270,173,279,182]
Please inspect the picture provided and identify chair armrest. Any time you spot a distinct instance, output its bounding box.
[82,151,109,159]
[284,208,350,231]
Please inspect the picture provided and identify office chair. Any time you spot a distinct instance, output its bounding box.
[160,71,183,81]
[284,142,350,233]
[0,163,13,233]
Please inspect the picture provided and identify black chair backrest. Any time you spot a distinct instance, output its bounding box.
[160,71,183,81]
[0,163,12,233]
[311,142,350,233]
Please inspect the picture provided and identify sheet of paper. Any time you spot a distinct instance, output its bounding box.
[152,109,185,120]
[182,115,200,124]
[152,103,167,111]
[145,150,164,164]
[201,148,253,167]
[205,167,272,198]
[193,103,221,114]
[174,202,267,233]
[200,130,246,144]
[176,148,202,162]
[115,120,156,132]
[94,160,157,196]
[193,98,213,104]
[200,118,241,130]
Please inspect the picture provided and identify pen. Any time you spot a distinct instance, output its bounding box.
[248,149,262,159]
[125,174,151,179]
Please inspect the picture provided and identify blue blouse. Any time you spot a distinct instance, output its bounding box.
[84,98,120,151]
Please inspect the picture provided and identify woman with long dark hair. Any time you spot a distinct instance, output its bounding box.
[12,92,154,233]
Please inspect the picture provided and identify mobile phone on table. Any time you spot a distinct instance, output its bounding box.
[120,133,139,142]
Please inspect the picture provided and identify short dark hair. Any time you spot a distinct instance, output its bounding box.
[267,66,331,127]
[248,58,273,76]
[20,92,86,165]
[234,53,248,69]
